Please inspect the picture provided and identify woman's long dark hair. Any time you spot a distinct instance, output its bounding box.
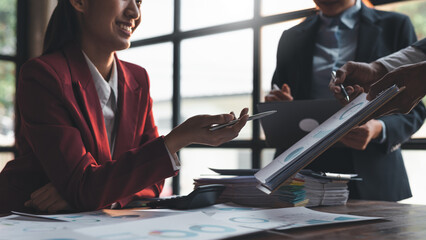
[42,0,79,55]
[15,1,79,151]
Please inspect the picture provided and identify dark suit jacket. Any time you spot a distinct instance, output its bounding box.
[271,4,426,201]
[0,44,177,213]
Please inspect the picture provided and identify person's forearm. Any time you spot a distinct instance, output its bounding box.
[370,61,389,80]
[164,129,190,154]
[376,46,426,72]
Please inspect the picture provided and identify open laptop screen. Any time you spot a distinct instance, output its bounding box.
[257,99,342,149]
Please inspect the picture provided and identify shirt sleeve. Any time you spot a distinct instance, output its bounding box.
[374,120,387,144]
[376,46,426,72]
[166,145,181,171]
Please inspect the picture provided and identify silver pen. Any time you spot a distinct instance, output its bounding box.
[331,71,350,102]
[209,110,277,131]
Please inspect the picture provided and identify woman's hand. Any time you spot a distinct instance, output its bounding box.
[164,108,249,154]
[25,183,72,213]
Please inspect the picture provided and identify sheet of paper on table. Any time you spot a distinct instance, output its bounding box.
[1,203,381,240]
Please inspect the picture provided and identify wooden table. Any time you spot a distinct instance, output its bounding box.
[228,200,426,240]
[2,200,425,239]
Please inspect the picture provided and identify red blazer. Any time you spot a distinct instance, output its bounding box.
[0,44,177,213]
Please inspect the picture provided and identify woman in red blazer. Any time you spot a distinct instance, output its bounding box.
[0,0,248,213]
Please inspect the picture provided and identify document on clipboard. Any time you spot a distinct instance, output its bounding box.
[255,85,403,194]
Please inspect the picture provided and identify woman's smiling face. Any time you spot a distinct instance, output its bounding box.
[74,0,142,52]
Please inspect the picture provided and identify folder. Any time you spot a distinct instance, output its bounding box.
[255,85,402,194]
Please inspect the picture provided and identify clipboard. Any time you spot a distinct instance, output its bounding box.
[255,85,403,194]
[209,168,259,176]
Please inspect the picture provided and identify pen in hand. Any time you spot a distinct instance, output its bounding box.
[331,71,350,102]
[273,84,280,91]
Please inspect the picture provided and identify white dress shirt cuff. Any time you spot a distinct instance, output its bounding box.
[166,145,181,171]
[111,142,180,209]
[374,120,387,144]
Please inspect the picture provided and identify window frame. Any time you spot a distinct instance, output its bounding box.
[0,0,26,156]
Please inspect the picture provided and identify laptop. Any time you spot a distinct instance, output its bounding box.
[257,99,342,149]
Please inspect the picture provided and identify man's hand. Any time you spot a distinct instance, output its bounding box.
[25,183,72,213]
[340,119,383,150]
[367,61,426,118]
[265,84,293,102]
[329,61,388,105]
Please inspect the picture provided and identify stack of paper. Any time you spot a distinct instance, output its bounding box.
[299,171,349,207]
[193,175,308,208]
